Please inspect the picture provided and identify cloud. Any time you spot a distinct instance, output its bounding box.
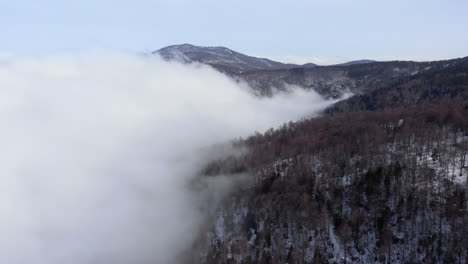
[0,53,334,263]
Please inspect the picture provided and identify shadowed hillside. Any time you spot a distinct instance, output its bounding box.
[195,100,468,264]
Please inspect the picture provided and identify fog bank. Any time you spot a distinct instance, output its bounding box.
[0,54,335,263]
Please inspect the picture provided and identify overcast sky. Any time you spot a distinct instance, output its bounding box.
[1,0,467,64]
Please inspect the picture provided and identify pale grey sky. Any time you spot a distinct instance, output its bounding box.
[1,0,467,64]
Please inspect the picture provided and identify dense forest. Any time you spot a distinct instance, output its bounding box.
[327,58,468,113]
[196,100,468,264]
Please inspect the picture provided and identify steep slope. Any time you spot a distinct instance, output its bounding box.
[153,44,312,74]
[195,100,468,264]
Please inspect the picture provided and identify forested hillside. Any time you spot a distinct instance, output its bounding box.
[155,44,468,100]
[327,58,468,113]
[196,100,468,264]
[160,44,468,264]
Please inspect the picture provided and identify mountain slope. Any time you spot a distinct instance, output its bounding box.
[335,59,376,66]
[237,58,468,98]
[154,44,468,100]
[153,44,314,74]
[326,56,468,113]
[154,44,468,263]
[195,100,468,263]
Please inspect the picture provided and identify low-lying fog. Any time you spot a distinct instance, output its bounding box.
[0,53,335,263]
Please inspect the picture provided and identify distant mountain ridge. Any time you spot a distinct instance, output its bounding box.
[153,44,316,74]
[335,59,376,66]
[154,44,468,101]
[154,44,379,70]
[326,56,468,114]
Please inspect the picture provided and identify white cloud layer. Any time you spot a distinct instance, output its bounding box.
[0,54,334,264]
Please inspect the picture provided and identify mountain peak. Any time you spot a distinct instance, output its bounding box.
[153,44,316,73]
